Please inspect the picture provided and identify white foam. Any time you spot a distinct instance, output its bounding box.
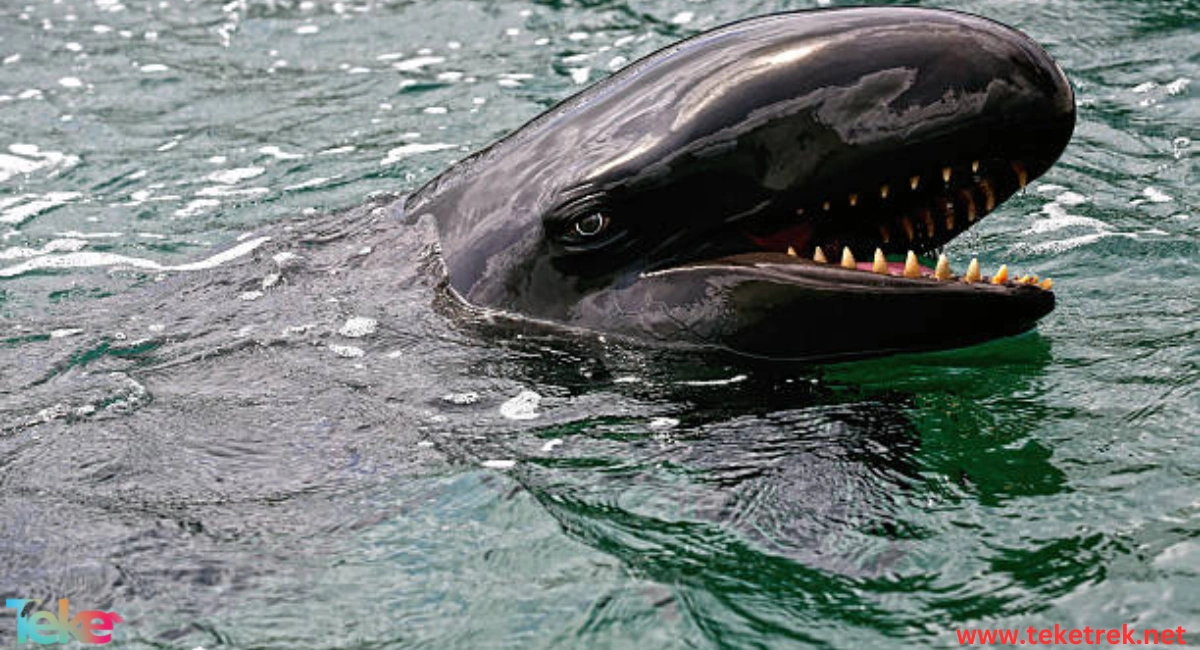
[1142,186,1173,203]
[391,56,443,72]
[0,154,44,179]
[1018,232,1125,255]
[174,199,220,217]
[207,166,265,184]
[1026,203,1110,234]
[0,238,87,260]
[1055,191,1088,206]
[195,186,269,197]
[283,176,333,191]
[54,230,121,239]
[380,143,455,165]
[0,236,270,277]
[329,344,364,358]
[481,459,516,469]
[499,390,541,420]
[338,316,377,338]
[680,374,748,387]
[0,192,82,225]
[258,145,304,160]
[0,145,80,183]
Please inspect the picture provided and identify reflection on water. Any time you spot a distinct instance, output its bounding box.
[1,0,1197,648]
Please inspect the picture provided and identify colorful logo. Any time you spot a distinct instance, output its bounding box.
[5,599,123,645]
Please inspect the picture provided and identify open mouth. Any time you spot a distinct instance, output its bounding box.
[739,156,1053,289]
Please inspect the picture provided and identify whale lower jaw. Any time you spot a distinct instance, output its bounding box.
[578,259,1056,361]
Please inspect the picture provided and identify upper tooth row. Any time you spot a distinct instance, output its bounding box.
[804,160,1027,215]
[784,246,1052,289]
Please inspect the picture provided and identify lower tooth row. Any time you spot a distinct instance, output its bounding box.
[785,246,1052,289]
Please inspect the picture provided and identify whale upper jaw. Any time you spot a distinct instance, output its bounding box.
[413,7,1076,361]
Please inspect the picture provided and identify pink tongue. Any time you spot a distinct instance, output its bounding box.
[855,261,933,275]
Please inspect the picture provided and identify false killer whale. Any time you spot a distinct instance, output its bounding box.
[407,7,1076,361]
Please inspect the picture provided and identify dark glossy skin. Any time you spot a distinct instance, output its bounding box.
[406,7,1076,360]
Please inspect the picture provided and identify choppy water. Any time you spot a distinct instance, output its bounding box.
[1,0,1196,648]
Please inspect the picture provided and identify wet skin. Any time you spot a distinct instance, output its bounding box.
[406,7,1076,361]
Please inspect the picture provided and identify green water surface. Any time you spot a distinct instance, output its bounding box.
[0,0,1196,648]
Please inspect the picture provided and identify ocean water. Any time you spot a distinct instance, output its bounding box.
[0,0,1196,648]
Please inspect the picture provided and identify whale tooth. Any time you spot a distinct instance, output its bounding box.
[991,264,1009,284]
[910,175,920,191]
[901,217,915,241]
[1012,161,1028,189]
[921,208,936,237]
[841,246,856,269]
[942,196,957,231]
[813,247,828,264]
[787,246,797,257]
[904,250,921,278]
[959,188,977,224]
[822,200,831,211]
[978,178,996,212]
[942,166,952,183]
[849,193,858,207]
[795,207,805,216]
[972,160,980,174]
[965,258,981,283]
[880,184,890,199]
[873,248,888,275]
[879,225,891,244]
[1017,274,1030,284]
[935,254,952,280]
[1040,278,1053,290]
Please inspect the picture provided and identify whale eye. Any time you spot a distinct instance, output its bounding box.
[573,213,610,238]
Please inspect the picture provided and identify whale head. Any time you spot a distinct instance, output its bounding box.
[408,7,1075,360]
